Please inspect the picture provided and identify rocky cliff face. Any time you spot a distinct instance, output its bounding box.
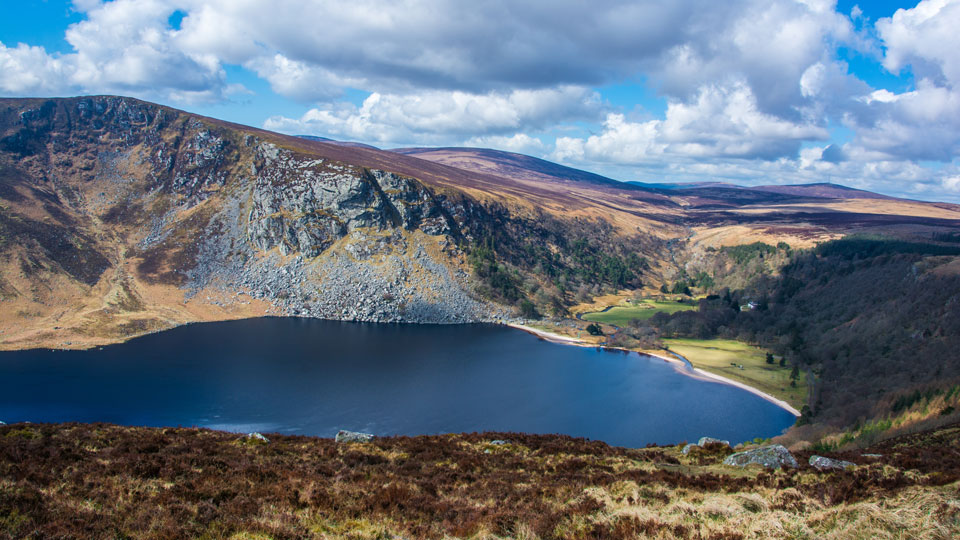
[0,96,505,349]
[246,144,453,258]
[180,138,497,324]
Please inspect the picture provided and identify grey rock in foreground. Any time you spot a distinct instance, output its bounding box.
[698,436,731,448]
[723,444,798,469]
[809,455,855,471]
[336,430,375,443]
[244,432,269,444]
[683,436,732,454]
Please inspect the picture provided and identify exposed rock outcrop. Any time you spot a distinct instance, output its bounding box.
[698,436,731,447]
[683,436,732,454]
[336,430,375,443]
[243,432,269,444]
[723,445,798,469]
[246,143,453,258]
[809,455,855,471]
[183,140,502,324]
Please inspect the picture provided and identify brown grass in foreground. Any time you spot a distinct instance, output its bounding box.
[1,423,959,539]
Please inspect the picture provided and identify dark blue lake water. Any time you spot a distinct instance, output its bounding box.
[0,318,795,447]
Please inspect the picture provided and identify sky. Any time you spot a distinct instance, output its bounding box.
[2,1,960,202]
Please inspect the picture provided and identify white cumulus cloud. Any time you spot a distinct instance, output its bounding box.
[0,0,228,103]
[464,134,546,155]
[878,0,960,86]
[264,86,602,145]
[550,82,827,165]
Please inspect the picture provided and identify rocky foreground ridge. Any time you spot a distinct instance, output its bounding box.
[1,420,958,539]
[0,97,517,348]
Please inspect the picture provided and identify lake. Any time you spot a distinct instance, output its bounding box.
[0,318,795,447]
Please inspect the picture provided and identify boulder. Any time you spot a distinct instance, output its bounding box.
[683,437,732,455]
[809,455,855,471]
[489,440,509,446]
[336,429,374,443]
[698,437,731,448]
[245,432,269,444]
[723,444,798,469]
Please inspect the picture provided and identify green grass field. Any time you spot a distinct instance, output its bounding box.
[581,299,697,326]
[662,338,807,411]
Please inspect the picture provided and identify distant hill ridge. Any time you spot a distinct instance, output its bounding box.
[302,138,896,201]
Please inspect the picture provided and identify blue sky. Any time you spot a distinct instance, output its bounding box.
[2,0,960,202]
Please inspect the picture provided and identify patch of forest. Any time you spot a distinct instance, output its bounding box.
[464,207,656,317]
[643,238,960,430]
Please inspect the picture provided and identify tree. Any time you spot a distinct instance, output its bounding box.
[519,300,539,319]
[670,281,692,296]
[766,352,775,364]
[548,295,569,317]
[796,405,813,426]
[586,323,603,336]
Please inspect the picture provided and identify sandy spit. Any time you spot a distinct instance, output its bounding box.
[504,323,801,417]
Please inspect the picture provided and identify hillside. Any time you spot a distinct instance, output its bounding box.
[749,183,897,200]
[0,96,708,350]
[2,421,959,539]
[394,146,643,190]
[397,146,960,250]
[0,96,527,350]
[3,95,951,352]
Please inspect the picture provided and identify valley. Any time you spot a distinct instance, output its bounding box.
[2,95,960,451]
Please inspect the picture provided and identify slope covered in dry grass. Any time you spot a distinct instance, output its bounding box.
[2,421,958,539]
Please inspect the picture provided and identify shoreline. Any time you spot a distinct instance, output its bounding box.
[506,323,595,347]
[506,323,801,417]
[687,367,801,416]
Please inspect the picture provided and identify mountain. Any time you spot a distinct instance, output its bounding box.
[394,146,645,190]
[296,134,381,150]
[630,180,896,200]
[0,96,523,350]
[2,96,960,353]
[629,180,738,189]
[394,145,960,249]
[0,96,692,350]
[749,182,897,200]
